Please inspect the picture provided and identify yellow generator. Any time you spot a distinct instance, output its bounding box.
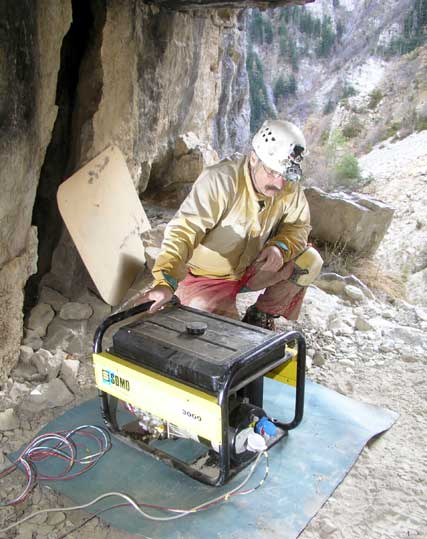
[93,299,306,486]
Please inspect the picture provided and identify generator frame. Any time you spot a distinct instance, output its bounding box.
[93,300,306,486]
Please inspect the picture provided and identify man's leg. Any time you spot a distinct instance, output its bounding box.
[175,272,240,318]
[242,247,323,327]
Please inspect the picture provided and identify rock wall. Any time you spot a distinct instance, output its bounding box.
[0,1,72,268]
[0,1,72,383]
[85,2,250,193]
[43,1,252,298]
[0,0,251,382]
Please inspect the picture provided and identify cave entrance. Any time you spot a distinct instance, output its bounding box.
[24,0,105,315]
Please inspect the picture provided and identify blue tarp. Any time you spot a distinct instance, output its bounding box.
[13,379,398,538]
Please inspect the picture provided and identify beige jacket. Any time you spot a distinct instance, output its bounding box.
[152,156,311,290]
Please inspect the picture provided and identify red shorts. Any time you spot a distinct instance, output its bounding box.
[175,261,306,320]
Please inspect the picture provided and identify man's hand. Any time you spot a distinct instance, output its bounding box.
[136,285,173,313]
[254,246,284,272]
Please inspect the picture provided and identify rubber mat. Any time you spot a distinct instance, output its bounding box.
[12,379,398,538]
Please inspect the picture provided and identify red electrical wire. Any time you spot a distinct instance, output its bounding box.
[0,425,111,507]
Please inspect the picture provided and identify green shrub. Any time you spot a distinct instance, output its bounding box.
[323,99,335,115]
[274,76,287,101]
[273,74,298,102]
[286,74,297,95]
[264,18,274,44]
[279,34,298,71]
[336,20,344,41]
[342,83,357,98]
[298,8,318,36]
[249,11,274,46]
[334,153,362,186]
[368,89,383,109]
[246,49,276,134]
[249,11,264,44]
[342,117,363,139]
[415,114,427,131]
[316,16,337,57]
[381,0,427,57]
[320,129,330,144]
[382,121,401,139]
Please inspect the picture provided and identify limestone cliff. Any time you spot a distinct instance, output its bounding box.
[2,0,315,382]
[0,0,252,382]
[0,1,72,383]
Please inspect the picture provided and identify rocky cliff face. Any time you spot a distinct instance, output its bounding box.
[0,0,314,381]
[1,0,423,383]
[0,1,72,384]
[0,0,254,382]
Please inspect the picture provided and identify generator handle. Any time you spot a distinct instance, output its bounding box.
[93,301,154,353]
[224,330,305,402]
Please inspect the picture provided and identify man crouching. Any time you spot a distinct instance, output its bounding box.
[138,119,323,330]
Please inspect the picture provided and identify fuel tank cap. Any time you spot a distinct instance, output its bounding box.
[185,321,208,335]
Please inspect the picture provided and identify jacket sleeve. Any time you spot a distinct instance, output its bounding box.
[266,187,311,262]
[151,168,230,290]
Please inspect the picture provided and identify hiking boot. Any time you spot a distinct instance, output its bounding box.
[242,305,276,331]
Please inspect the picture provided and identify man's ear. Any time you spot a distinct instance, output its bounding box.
[249,151,258,167]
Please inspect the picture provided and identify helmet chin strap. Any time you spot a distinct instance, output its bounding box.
[249,157,262,194]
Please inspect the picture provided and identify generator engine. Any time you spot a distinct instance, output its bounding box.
[93,300,306,486]
[124,398,277,461]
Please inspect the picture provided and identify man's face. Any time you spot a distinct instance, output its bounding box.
[249,153,287,197]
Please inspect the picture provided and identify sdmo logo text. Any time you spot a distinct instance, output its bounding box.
[101,369,130,391]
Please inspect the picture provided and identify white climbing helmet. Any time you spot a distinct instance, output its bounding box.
[252,120,307,182]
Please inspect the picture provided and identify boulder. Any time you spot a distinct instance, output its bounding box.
[30,349,62,380]
[60,358,80,391]
[313,351,326,367]
[39,286,69,312]
[59,302,93,321]
[328,315,354,335]
[9,381,31,402]
[27,303,55,337]
[43,316,90,356]
[344,285,366,302]
[25,378,74,410]
[315,272,375,300]
[0,228,38,384]
[0,409,20,431]
[21,330,43,351]
[11,359,38,383]
[315,273,346,295]
[19,345,34,364]
[355,316,375,331]
[305,187,394,255]
[156,132,220,202]
[299,286,342,331]
[74,289,112,331]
